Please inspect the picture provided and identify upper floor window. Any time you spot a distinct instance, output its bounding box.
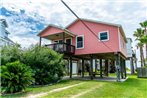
[99,31,109,41]
[76,35,84,49]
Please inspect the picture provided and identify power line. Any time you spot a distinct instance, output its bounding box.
[61,0,114,52]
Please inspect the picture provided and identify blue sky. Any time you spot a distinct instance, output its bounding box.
[0,0,147,65]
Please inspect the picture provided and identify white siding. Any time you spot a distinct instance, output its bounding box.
[0,20,13,47]
[126,38,133,58]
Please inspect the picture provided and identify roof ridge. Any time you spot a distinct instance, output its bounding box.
[65,18,121,28]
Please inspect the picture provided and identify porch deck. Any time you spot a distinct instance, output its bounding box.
[45,43,75,55]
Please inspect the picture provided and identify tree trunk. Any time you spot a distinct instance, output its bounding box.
[141,47,145,67]
[145,27,147,60]
[142,49,145,66]
[140,47,143,67]
[146,44,147,61]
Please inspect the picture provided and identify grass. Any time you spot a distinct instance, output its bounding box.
[80,75,147,98]
[43,81,105,98]
[1,74,147,98]
[1,80,82,98]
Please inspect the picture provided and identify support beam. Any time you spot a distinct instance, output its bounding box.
[120,57,124,79]
[70,56,72,78]
[124,59,127,78]
[63,32,65,52]
[104,60,109,76]
[82,58,85,78]
[67,59,70,76]
[95,59,97,73]
[131,57,135,74]
[90,55,93,80]
[100,59,103,78]
[39,37,42,46]
[115,52,121,82]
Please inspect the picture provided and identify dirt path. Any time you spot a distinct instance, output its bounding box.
[24,82,85,98]
[70,84,104,98]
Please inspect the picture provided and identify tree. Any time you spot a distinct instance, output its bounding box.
[140,20,147,60]
[134,28,145,66]
[136,43,145,67]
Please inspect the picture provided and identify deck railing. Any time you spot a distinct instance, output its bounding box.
[45,43,75,54]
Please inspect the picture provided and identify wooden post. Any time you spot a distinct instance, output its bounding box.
[67,59,70,76]
[100,59,103,78]
[120,57,124,79]
[90,55,93,80]
[70,56,72,78]
[104,59,109,76]
[95,59,97,73]
[82,58,84,78]
[115,52,121,82]
[63,32,65,52]
[39,37,42,46]
[124,59,127,78]
[131,57,135,74]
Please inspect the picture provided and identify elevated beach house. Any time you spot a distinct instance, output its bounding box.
[38,19,127,81]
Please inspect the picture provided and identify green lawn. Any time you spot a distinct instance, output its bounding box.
[1,80,82,98]
[1,74,147,98]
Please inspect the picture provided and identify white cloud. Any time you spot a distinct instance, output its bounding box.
[10,36,38,48]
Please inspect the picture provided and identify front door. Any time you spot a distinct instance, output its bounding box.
[66,39,71,45]
[66,38,72,52]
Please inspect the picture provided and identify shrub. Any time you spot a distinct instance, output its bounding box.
[1,44,22,65]
[22,45,64,85]
[1,61,34,93]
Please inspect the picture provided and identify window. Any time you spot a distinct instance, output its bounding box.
[54,40,63,44]
[99,31,109,41]
[54,41,58,43]
[76,35,84,49]
[59,40,63,44]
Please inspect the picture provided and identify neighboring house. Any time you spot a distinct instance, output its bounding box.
[126,38,136,74]
[38,18,127,81]
[0,19,14,47]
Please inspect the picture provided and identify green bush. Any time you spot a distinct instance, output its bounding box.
[1,44,22,65]
[22,45,64,85]
[1,61,34,93]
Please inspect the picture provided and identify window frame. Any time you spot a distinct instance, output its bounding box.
[76,35,84,49]
[98,31,109,41]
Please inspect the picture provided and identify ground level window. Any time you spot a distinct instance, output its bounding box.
[76,35,84,49]
[99,31,109,41]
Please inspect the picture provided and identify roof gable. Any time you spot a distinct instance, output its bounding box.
[38,25,64,37]
[66,18,127,42]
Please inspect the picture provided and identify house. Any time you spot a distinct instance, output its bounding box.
[0,19,14,47]
[38,18,127,81]
[126,38,137,74]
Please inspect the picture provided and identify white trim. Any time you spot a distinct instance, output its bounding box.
[98,31,109,41]
[76,35,84,49]
[65,38,72,45]
[118,28,121,51]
